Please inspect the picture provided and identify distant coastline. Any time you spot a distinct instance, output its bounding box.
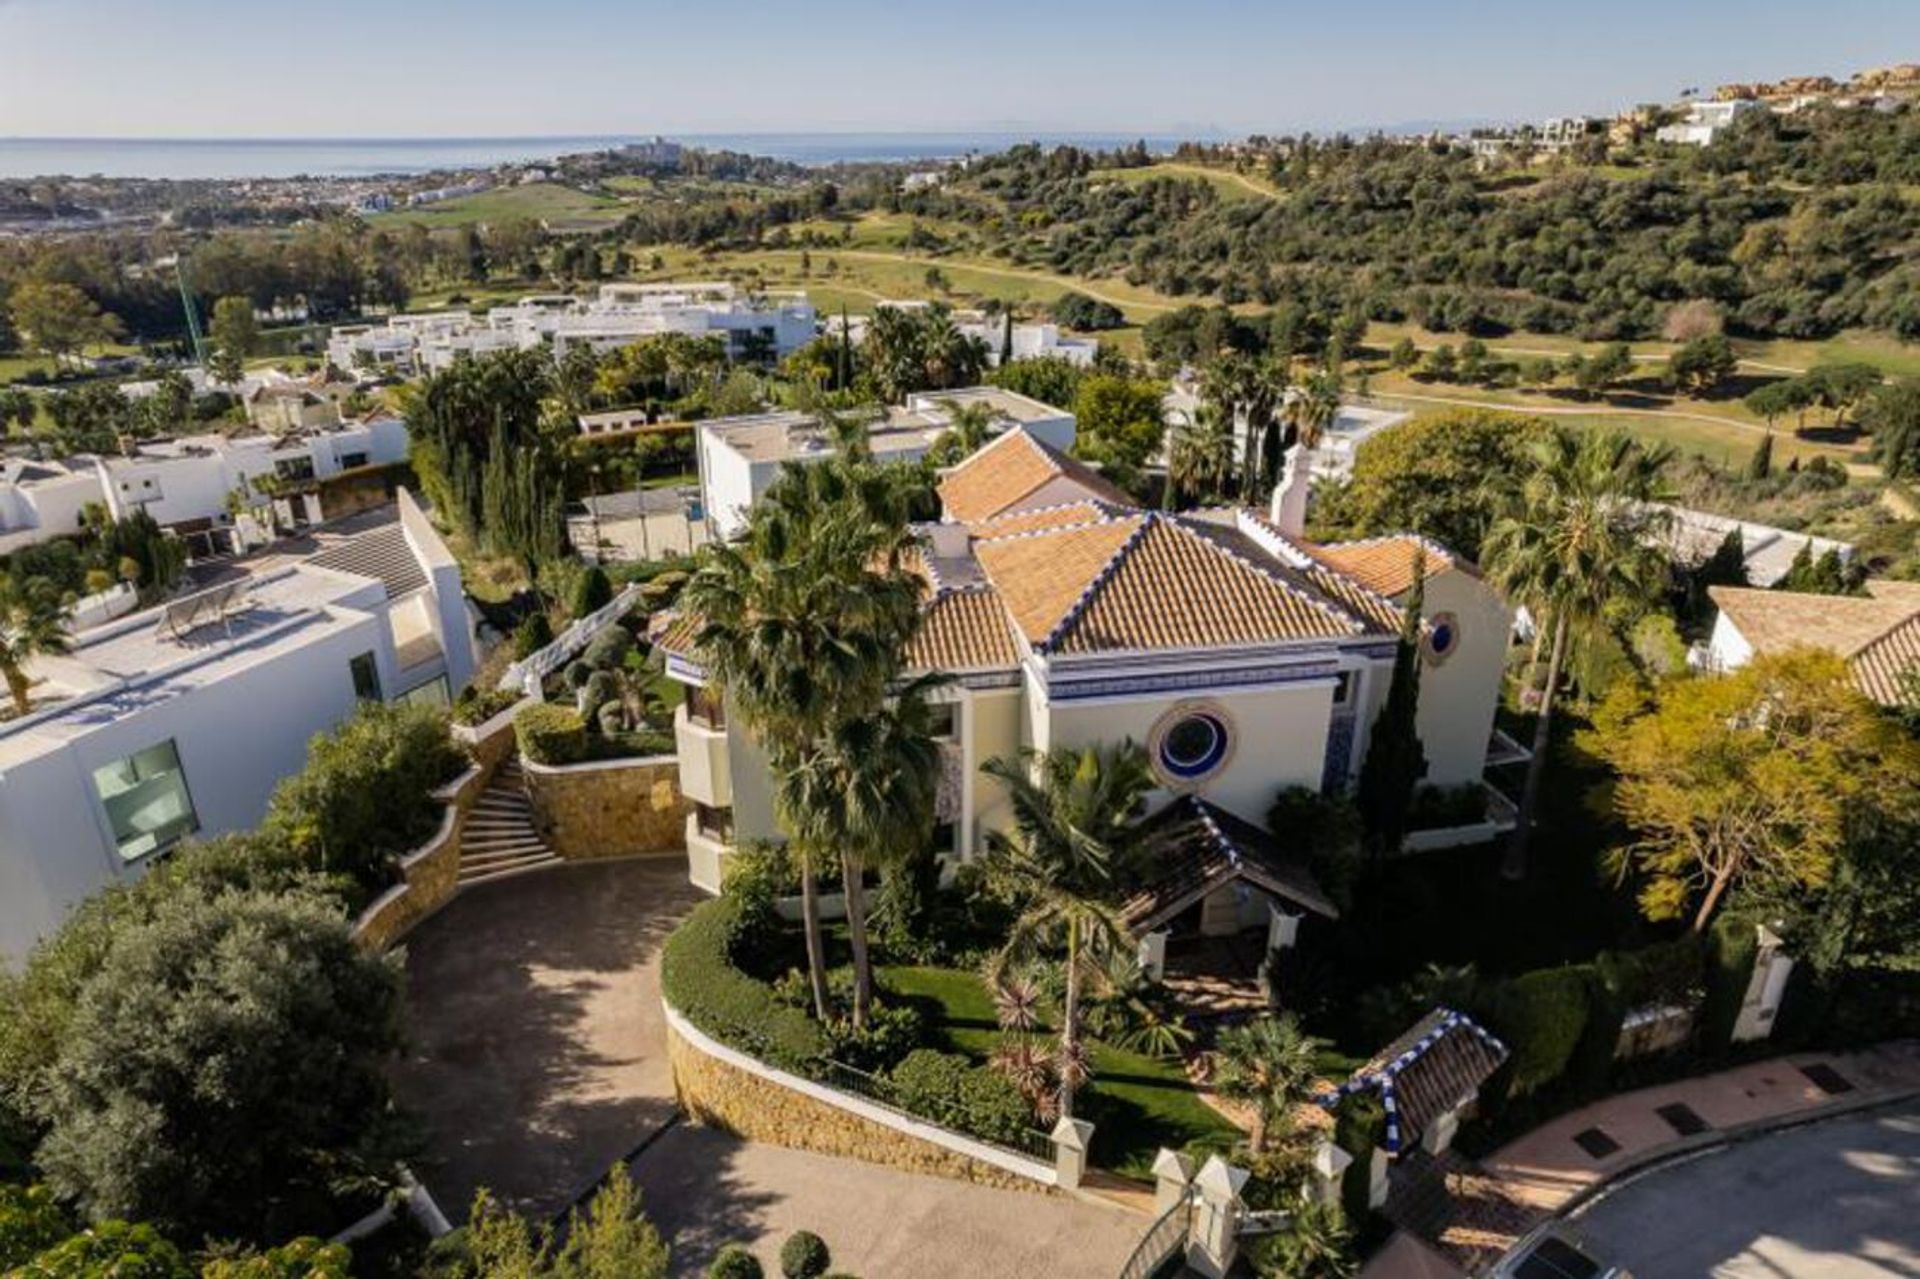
[0,131,1212,181]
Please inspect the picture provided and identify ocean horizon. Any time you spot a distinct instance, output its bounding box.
[0,131,1213,181]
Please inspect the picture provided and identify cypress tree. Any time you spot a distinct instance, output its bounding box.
[1000,312,1014,367]
[1356,550,1429,857]
[1746,431,1774,482]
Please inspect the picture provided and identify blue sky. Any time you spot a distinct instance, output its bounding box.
[0,0,1912,138]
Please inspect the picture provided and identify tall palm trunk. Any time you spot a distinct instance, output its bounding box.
[1504,612,1569,880]
[1060,918,1082,1120]
[842,850,873,1030]
[4,667,28,718]
[797,845,831,1021]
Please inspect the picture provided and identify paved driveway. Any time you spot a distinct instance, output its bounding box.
[1571,1105,1920,1278]
[392,857,703,1218]
[394,856,1144,1278]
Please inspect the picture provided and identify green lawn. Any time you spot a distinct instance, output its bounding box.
[878,964,1240,1180]
[374,182,629,228]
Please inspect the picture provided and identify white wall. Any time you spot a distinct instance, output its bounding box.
[1414,570,1514,788]
[1705,609,1755,673]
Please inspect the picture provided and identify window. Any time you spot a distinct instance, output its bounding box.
[695,803,733,842]
[688,683,727,729]
[396,675,450,708]
[1332,671,1355,706]
[1423,611,1461,666]
[340,451,368,469]
[349,651,382,701]
[274,457,316,483]
[92,740,199,861]
[925,701,957,741]
[1151,704,1233,785]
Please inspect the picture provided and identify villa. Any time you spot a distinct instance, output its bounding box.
[658,429,1516,937]
[693,387,1077,539]
[1699,581,1920,706]
[0,492,474,962]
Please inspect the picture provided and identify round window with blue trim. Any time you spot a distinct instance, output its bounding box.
[1157,711,1230,781]
[1423,611,1461,666]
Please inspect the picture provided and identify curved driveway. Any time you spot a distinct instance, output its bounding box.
[393,857,1142,1279]
[1571,1105,1920,1279]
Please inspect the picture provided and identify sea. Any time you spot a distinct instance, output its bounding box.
[0,132,1209,181]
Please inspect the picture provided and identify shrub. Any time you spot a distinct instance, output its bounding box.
[823,1002,924,1073]
[1487,966,1592,1095]
[721,841,800,907]
[514,703,589,766]
[512,612,553,659]
[779,1231,830,1279]
[30,886,403,1244]
[581,670,622,718]
[453,686,523,727]
[263,702,466,899]
[200,1237,352,1279]
[661,897,828,1071]
[886,1049,1035,1148]
[583,625,634,671]
[708,1244,763,1279]
[595,700,628,735]
[565,660,594,690]
[1332,1093,1387,1223]
[570,566,614,618]
[0,1183,72,1269]
[11,1219,191,1279]
[1701,916,1759,1051]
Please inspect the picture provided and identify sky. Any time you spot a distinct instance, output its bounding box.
[0,0,1914,138]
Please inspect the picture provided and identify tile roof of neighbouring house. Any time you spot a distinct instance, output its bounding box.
[908,586,1021,673]
[936,427,1134,524]
[1303,535,1461,599]
[1326,1009,1510,1154]
[1710,581,1920,706]
[1121,794,1338,933]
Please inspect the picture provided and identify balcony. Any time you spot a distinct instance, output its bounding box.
[674,703,732,807]
[685,811,732,894]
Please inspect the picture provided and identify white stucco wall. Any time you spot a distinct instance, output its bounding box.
[1413,570,1514,788]
[1705,609,1755,673]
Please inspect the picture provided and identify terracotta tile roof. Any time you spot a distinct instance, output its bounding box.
[648,610,700,659]
[936,428,1133,524]
[968,500,1116,539]
[1306,535,1458,598]
[1121,795,1338,932]
[974,512,1363,655]
[1711,581,1920,706]
[908,587,1020,673]
[1332,1009,1509,1154]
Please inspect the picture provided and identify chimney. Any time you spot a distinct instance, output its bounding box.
[1269,443,1313,538]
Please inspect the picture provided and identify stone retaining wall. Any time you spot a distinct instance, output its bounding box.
[450,696,535,772]
[665,1003,1056,1194]
[523,755,687,860]
[354,763,488,950]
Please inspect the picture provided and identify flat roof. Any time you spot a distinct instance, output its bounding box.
[907,386,1068,425]
[702,408,950,464]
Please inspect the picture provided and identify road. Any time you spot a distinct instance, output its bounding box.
[1570,1105,1920,1279]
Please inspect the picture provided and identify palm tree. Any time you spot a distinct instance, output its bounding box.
[982,743,1154,1119]
[1483,429,1672,878]
[1167,405,1236,508]
[780,676,944,1027]
[1211,1013,1327,1153]
[0,574,71,718]
[1284,373,1341,453]
[682,460,922,1019]
[934,399,1000,461]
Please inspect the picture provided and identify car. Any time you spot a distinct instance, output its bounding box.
[1489,1225,1632,1279]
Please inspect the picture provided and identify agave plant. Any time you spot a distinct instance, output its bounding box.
[990,969,1044,1033]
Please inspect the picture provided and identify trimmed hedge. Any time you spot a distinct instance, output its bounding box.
[1489,966,1591,1095]
[514,703,589,765]
[661,896,828,1072]
[779,1231,830,1279]
[885,1049,1035,1149]
[1332,1093,1387,1223]
[1701,917,1759,1052]
[708,1245,764,1279]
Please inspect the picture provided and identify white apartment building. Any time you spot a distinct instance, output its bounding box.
[693,387,1078,540]
[0,459,106,556]
[0,492,475,963]
[846,303,1101,367]
[328,283,818,377]
[1656,99,1761,147]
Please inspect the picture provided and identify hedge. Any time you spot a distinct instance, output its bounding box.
[514,703,589,765]
[661,896,828,1072]
[1332,1093,1387,1223]
[1700,917,1759,1052]
[885,1049,1035,1149]
[1489,966,1591,1095]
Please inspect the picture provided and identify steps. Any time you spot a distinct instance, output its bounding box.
[457,758,563,887]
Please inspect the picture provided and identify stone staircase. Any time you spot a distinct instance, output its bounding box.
[457,758,562,887]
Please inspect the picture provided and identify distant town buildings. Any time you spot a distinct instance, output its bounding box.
[620,136,684,169]
[1655,99,1763,147]
[327,283,817,376]
[836,303,1102,367]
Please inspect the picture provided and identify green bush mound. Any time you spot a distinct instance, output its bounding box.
[885,1049,1035,1149]
[779,1231,830,1279]
[514,703,589,766]
[707,1244,763,1279]
[661,897,828,1072]
[1487,966,1591,1095]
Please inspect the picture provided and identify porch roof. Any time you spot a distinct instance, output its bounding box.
[1120,795,1338,934]
[1322,1008,1510,1154]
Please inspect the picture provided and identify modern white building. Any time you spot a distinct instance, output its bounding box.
[659,429,1516,903]
[845,303,1101,367]
[0,459,106,555]
[1656,99,1761,147]
[94,418,412,557]
[0,491,475,963]
[693,387,1078,540]
[1657,504,1854,588]
[328,283,818,377]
